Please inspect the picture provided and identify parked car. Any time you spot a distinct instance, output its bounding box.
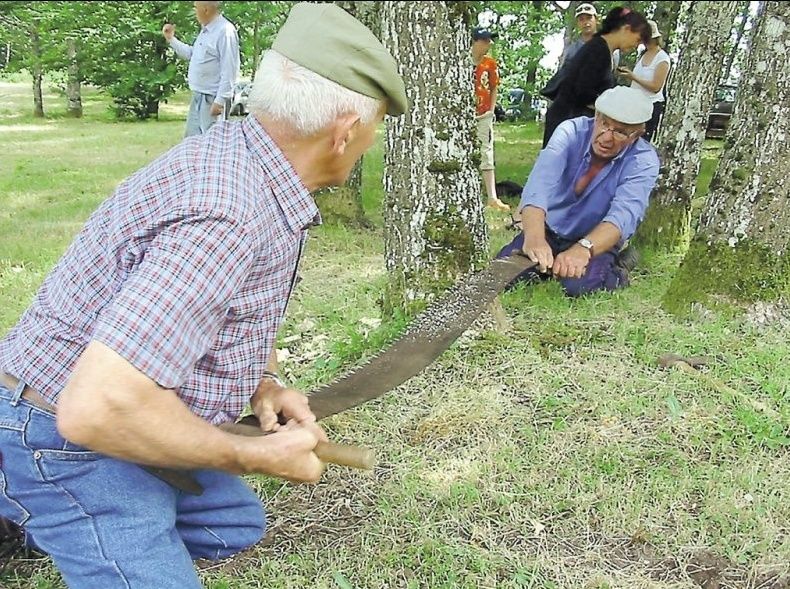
[706,84,736,139]
[230,81,251,116]
[503,88,526,121]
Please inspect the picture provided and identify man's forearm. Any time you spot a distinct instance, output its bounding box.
[521,205,547,242]
[168,37,193,61]
[57,342,250,472]
[583,221,622,255]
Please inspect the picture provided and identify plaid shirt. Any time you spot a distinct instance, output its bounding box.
[0,116,319,425]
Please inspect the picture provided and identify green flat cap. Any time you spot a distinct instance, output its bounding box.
[272,2,408,116]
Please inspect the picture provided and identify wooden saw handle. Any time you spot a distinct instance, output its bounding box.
[219,422,376,471]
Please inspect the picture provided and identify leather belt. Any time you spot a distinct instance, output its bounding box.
[0,373,56,413]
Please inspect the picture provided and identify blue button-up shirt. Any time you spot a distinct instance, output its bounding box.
[169,14,240,103]
[519,117,659,242]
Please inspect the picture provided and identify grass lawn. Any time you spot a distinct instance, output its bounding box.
[1,80,788,589]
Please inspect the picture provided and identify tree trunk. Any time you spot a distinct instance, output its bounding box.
[721,1,751,85]
[633,1,741,252]
[31,28,44,118]
[66,37,83,118]
[336,1,380,35]
[314,159,370,228]
[381,1,488,316]
[146,100,159,118]
[252,19,261,73]
[651,1,683,50]
[663,1,790,317]
[560,1,582,66]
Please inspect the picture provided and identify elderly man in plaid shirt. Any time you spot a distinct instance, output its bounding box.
[0,4,406,588]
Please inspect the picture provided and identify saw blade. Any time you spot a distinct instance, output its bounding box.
[305,254,534,419]
[160,254,534,493]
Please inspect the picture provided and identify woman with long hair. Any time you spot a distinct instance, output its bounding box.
[617,19,671,142]
[542,7,651,148]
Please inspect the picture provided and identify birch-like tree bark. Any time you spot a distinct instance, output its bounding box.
[634,1,741,251]
[720,1,752,86]
[664,1,790,316]
[381,1,487,315]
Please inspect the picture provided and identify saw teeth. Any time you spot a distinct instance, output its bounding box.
[306,257,534,410]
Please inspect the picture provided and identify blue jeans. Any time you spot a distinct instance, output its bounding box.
[184,92,229,138]
[0,380,265,588]
[496,230,628,297]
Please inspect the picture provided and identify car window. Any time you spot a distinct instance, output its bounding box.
[714,86,736,102]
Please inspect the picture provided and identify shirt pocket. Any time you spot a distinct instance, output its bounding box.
[197,44,219,64]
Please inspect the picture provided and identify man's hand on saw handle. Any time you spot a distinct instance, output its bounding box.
[251,377,321,433]
[244,377,329,483]
[233,421,326,484]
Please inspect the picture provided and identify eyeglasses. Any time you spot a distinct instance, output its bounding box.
[595,114,640,141]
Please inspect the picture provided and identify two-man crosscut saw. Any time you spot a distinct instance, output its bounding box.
[149,254,536,494]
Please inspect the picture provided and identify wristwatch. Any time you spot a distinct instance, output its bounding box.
[261,370,287,389]
[577,238,594,256]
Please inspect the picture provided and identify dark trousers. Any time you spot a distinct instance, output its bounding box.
[543,101,594,148]
[644,101,665,143]
[496,229,628,297]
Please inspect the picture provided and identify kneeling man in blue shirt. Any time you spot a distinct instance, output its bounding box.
[497,85,659,296]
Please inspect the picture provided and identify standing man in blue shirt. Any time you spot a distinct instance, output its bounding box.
[163,1,240,137]
[497,86,659,297]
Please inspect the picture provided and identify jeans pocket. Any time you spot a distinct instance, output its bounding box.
[36,447,106,487]
[38,448,104,462]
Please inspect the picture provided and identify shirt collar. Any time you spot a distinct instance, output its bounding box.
[241,115,321,232]
[202,14,224,34]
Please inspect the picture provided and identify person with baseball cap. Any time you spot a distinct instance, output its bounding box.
[0,3,405,587]
[472,26,511,212]
[496,86,659,296]
[564,3,599,65]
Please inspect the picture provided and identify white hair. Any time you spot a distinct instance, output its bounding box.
[247,50,383,137]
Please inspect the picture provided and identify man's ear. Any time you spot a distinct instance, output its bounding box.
[330,113,362,156]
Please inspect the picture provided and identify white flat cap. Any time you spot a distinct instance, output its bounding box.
[595,86,653,124]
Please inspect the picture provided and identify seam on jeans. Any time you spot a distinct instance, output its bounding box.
[203,525,229,560]
[32,452,132,587]
[9,409,33,526]
[0,443,32,527]
[0,419,24,431]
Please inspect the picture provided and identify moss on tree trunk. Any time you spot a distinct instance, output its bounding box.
[381,205,477,317]
[640,1,740,253]
[663,238,790,316]
[632,200,690,251]
[381,2,487,317]
[314,159,370,228]
[664,2,790,318]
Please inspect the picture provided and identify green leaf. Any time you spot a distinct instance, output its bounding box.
[666,395,684,419]
[333,571,354,589]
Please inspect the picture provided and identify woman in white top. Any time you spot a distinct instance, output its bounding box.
[617,19,671,141]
